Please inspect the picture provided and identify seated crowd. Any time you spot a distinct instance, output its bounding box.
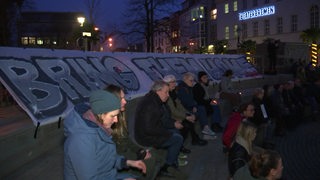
[63,68,320,179]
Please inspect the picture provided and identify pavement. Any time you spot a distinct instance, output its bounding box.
[3,111,320,180]
[1,74,320,180]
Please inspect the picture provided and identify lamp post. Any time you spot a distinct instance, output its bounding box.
[77,16,88,50]
[77,17,85,27]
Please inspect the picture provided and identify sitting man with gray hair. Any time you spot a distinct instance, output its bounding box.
[134,80,187,179]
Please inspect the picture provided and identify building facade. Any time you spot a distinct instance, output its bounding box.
[216,0,320,50]
[19,12,85,50]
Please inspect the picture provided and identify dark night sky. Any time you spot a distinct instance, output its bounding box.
[32,0,127,32]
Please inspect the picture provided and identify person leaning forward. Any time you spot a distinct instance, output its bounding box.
[134,80,187,179]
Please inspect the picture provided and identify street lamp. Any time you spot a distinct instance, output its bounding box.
[77,17,85,27]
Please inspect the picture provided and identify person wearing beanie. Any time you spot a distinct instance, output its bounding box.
[193,71,224,134]
[64,90,146,180]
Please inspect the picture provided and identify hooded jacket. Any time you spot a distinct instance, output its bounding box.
[64,103,132,180]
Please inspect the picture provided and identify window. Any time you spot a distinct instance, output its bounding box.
[234,25,239,38]
[253,0,258,7]
[211,9,217,20]
[243,0,247,10]
[291,15,298,32]
[191,6,205,21]
[172,31,178,38]
[277,17,283,33]
[225,26,230,39]
[29,37,36,45]
[253,22,258,37]
[311,5,319,28]
[233,1,238,11]
[242,23,248,39]
[37,38,44,45]
[225,3,229,14]
[264,19,270,35]
[21,37,28,45]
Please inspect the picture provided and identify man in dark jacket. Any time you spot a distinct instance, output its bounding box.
[193,71,223,133]
[134,80,185,176]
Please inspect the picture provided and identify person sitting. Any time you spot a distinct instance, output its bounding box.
[222,102,255,151]
[134,80,187,179]
[163,74,207,152]
[193,71,223,133]
[105,84,166,180]
[64,90,146,180]
[228,120,257,178]
[233,149,283,180]
[251,87,274,149]
[177,72,216,136]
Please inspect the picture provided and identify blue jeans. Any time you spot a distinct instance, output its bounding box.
[196,105,208,127]
[197,105,222,127]
[211,104,222,124]
[160,132,183,165]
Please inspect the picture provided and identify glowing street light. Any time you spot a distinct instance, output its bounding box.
[77,17,85,27]
[108,37,113,47]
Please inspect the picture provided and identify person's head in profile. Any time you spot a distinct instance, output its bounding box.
[250,149,283,180]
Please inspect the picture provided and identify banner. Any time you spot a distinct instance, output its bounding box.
[0,47,260,126]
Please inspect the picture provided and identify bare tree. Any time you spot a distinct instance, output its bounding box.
[83,0,102,24]
[123,0,182,52]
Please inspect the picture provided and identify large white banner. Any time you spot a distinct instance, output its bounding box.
[0,47,260,126]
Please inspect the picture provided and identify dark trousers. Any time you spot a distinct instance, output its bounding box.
[180,120,200,142]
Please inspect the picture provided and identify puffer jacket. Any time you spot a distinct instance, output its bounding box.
[64,103,132,180]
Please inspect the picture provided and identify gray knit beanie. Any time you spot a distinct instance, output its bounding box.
[89,90,121,114]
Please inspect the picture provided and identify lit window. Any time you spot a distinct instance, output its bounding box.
[233,1,238,11]
[225,26,230,39]
[21,37,28,45]
[29,37,36,45]
[225,3,229,14]
[172,31,178,38]
[234,25,238,37]
[37,38,43,45]
[211,9,217,20]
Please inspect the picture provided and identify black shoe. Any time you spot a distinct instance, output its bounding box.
[192,139,208,146]
[180,146,191,154]
[157,167,175,178]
